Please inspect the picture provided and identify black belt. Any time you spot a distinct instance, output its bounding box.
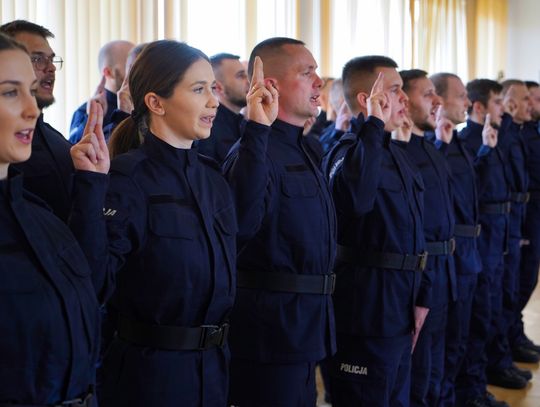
[237,270,336,294]
[511,192,530,203]
[454,224,481,238]
[336,245,427,272]
[529,191,540,202]
[425,238,456,256]
[479,201,511,214]
[117,315,229,351]
[0,393,92,407]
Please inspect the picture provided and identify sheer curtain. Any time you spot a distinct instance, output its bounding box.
[0,0,508,134]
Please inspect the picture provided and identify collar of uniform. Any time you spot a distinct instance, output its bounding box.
[464,119,483,135]
[2,167,24,202]
[143,131,198,167]
[271,119,304,145]
[349,113,366,134]
[410,133,423,145]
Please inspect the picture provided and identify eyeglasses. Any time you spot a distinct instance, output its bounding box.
[30,54,64,71]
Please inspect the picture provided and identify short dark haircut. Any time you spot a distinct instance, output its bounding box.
[341,55,397,112]
[248,37,304,78]
[525,81,539,89]
[399,69,428,93]
[0,32,28,54]
[466,79,502,113]
[210,52,240,70]
[0,20,54,39]
[501,79,525,97]
[429,73,460,98]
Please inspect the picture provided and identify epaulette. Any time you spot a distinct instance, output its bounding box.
[198,153,221,172]
[110,149,147,176]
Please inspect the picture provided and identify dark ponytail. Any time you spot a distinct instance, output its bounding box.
[107,40,208,158]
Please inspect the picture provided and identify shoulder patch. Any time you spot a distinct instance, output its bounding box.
[111,149,147,176]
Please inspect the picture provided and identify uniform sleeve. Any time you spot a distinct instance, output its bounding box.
[223,120,273,244]
[103,110,130,141]
[69,105,88,144]
[69,170,146,303]
[330,116,385,216]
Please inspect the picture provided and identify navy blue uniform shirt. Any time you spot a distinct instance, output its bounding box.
[223,119,337,363]
[406,134,456,307]
[12,115,73,223]
[70,131,236,405]
[69,89,118,144]
[197,104,244,163]
[433,131,483,275]
[323,114,425,337]
[0,171,99,405]
[524,121,540,191]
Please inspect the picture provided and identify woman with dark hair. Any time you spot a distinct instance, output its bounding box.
[0,33,99,406]
[70,40,237,406]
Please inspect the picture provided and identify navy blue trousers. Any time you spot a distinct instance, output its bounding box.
[330,333,412,407]
[229,359,317,407]
[439,273,477,407]
[411,304,448,407]
[509,201,540,347]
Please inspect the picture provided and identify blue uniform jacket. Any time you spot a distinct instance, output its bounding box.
[498,113,529,239]
[432,131,483,275]
[223,119,337,363]
[323,114,425,337]
[197,104,244,163]
[12,115,73,223]
[0,171,99,405]
[523,121,540,191]
[406,134,456,308]
[70,132,236,405]
[69,89,118,144]
[460,120,510,266]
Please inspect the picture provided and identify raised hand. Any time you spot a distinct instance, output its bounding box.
[87,75,108,117]
[482,113,498,148]
[435,106,454,144]
[245,56,279,126]
[71,100,110,174]
[412,306,430,352]
[117,73,133,114]
[335,101,352,131]
[503,84,518,117]
[367,72,390,123]
[391,112,413,142]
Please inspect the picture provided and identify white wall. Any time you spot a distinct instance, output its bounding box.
[506,0,540,81]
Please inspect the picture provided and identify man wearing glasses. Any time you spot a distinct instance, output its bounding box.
[0,20,73,223]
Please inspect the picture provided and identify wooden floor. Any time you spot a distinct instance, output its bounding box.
[316,282,540,406]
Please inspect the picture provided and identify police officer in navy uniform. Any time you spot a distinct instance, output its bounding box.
[322,56,425,407]
[69,40,236,407]
[197,53,249,163]
[223,38,336,406]
[455,79,512,407]
[399,69,457,407]
[0,20,73,223]
[428,75,492,407]
[509,81,540,358]
[0,33,99,407]
[484,80,534,387]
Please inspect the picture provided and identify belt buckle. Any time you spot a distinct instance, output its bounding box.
[475,224,482,237]
[199,324,229,349]
[417,252,428,271]
[323,273,336,294]
[449,238,456,255]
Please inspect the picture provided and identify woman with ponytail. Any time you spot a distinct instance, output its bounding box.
[70,40,237,407]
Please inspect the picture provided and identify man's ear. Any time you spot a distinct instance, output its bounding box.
[356,92,369,110]
[472,100,486,116]
[102,66,113,79]
[144,92,165,116]
[264,77,278,92]
[215,80,225,96]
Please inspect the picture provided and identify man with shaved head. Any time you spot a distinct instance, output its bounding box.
[69,39,134,143]
[322,55,425,406]
[223,37,336,406]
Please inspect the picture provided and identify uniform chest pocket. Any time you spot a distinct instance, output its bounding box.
[281,175,319,198]
[57,244,92,277]
[148,200,198,239]
[378,174,403,192]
